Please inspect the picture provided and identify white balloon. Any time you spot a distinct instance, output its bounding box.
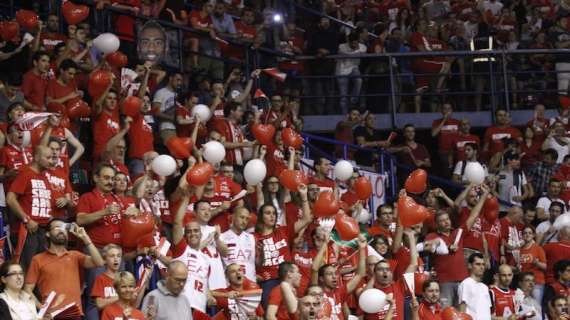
[203,141,226,164]
[93,33,120,54]
[244,159,267,185]
[192,104,212,122]
[334,160,354,181]
[355,208,371,224]
[554,213,570,230]
[464,162,485,185]
[358,289,387,314]
[151,155,177,176]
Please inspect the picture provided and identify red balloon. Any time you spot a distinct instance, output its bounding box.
[278,169,309,192]
[313,191,341,218]
[405,169,427,194]
[88,69,113,100]
[335,213,360,240]
[398,195,431,227]
[187,162,214,186]
[281,128,303,149]
[252,123,276,145]
[122,96,142,118]
[441,307,460,320]
[62,1,90,25]
[166,136,193,159]
[121,213,155,248]
[0,21,19,41]
[458,312,473,320]
[414,272,430,295]
[105,51,128,69]
[66,99,91,119]
[354,176,373,200]
[47,102,66,114]
[482,196,499,222]
[15,10,38,30]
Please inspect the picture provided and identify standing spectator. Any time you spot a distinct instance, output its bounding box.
[536,179,565,221]
[449,118,481,165]
[0,262,37,319]
[490,265,516,319]
[153,72,183,144]
[212,263,264,319]
[528,149,559,198]
[458,253,492,320]
[211,102,255,166]
[368,204,395,244]
[389,124,431,169]
[334,107,363,159]
[542,122,570,164]
[46,59,81,108]
[219,207,257,282]
[43,138,74,219]
[189,1,223,81]
[423,0,451,21]
[108,0,141,57]
[39,14,67,53]
[100,272,145,320]
[266,262,303,320]
[336,32,367,115]
[22,51,52,111]
[517,272,543,320]
[354,113,391,167]
[496,152,532,210]
[91,244,122,313]
[25,219,104,317]
[536,202,565,245]
[93,90,121,161]
[521,127,543,170]
[519,226,547,303]
[543,260,570,311]
[211,1,237,40]
[527,103,549,143]
[431,102,460,173]
[452,143,487,185]
[499,206,525,265]
[0,124,34,190]
[543,228,570,284]
[413,280,443,319]
[6,146,54,270]
[306,17,339,115]
[141,261,194,320]
[483,109,522,160]
[0,75,30,115]
[309,158,334,190]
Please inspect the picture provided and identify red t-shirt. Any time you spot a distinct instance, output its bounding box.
[111,0,141,42]
[268,284,299,320]
[22,70,49,110]
[483,126,522,156]
[127,113,154,159]
[44,167,72,218]
[225,21,257,60]
[175,105,194,137]
[32,125,70,174]
[211,119,246,165]
[77,190,122,247]
[255,226,291,281]
[40,32,67,52]
[543,240,570,283]
[490,287,516,317]
[91,272,117,299]
[101,302,145,320]
[409,33,448,63]
[292,249,315,294]
[9,166,54,225]
[450,133,481,161]
[459,207,502,259]
[425,229,468,282]
[0,144,33,190]
[309,176,335,189]
[93,110,121,160]
[418,302,442,320]
[362,281,406,320]
[190,11,213,29]
[519,243,547,284]
[324,284,349,320]
[432,118,460,152]
[207,176,242,231]
[46,78,77,103]
[393,247,424,281]
[266,143,287,178]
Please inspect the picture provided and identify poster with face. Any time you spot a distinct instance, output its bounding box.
[137,20,167,66]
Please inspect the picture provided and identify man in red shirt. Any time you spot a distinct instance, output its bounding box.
[414,280,443,320]
[431,102,460,172]
[368,204,395,244]
[499,206,524,265]
[267,262,302,320]
[213,263,264,319]
[22,51,52,111]
[449,119,480,165]
[0,125,34,190]
[46,59,81,108]
[543,227,570,283]
[543,260,570,309]
[40,14,67,53]
[483,109,522,160]
[44,138,73,219]
[211,102,255,166]
[309,158,335,190]
[6,145,54,270]
[490,264,517,318]
[93,90,121,160]
[388,124,431,169]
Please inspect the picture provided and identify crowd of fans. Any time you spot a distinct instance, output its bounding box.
[0,1,568,320]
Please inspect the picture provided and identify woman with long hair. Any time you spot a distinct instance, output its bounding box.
[0,261,39,320]
[256,175,288,226]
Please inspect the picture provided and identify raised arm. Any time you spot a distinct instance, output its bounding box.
[346,235,368,294]
[172,194,190,245]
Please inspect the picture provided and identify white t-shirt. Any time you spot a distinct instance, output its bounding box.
[173,244,210,312]
[152,87,176,131]
[543,137,570,163]
[453,161,488,183]
[536,220,559,243]
[220,229,257,282]
[536,196,567,218]
[458,277,492,320]
[200,225,227,290]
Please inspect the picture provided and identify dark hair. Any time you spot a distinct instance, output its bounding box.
[422,279,439,292]
[468,252,485,264]
[403,123,414,130]
[32,51,50,63]
[375,204,393,219]
[0,261,22,291]
[554,260,570,279]
[517,271,535,287]
[139,20,166,39]
[544,148,559,160]
[348,32,359,43]
[224,101,242,117]
[255,203,277,232]
[374,260,391,272]
[6,102,24,122]
[495,108,507,115]
[278,262,296,281]
[54,42,67,54]
[59,59,77,72]
[550,295,568,308]
[47,137,63,148]
[564,154,570,163]
[94,163,116,176]
[549,201,565,213]
[2,72,22,87]
[464,143,478,151]
[47,217,67,230]
[504,151,520,162]
[317,264,335,279]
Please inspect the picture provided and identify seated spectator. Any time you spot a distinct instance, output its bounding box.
[431,102,460,172]
[152,72,183,144]
[483,109,522,161]
[542,121,570,164]
[496,152,532,210]
[211,1,237,40]
[449,118,480,166]
[336,32,367,114]
[39,14,67,53]
[528,149,559,198]
[458,253,492,319]
[334,107,363,158]
[354,113,391,167]
[536,179,566,221]
[452,143,487,185]
[546,295,569,320]
[22,51,52,112]
[521,127,543,170]
[542,229,570,284]
[389,124,431,169]
[0,262,37,320]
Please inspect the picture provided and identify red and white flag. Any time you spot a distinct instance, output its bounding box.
[262,68,287,82]
[254,89,267,100]
[15,112,52,131]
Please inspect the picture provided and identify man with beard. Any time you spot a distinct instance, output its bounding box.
[172,194,211,313]
[39,14,67,53]
[24,218,104,317]
[141,261,193,320]
[6,145,55,270]
[22,51,52,111]
[414,280,443,319]
[220,207,256,282]
[212,263,264,319]
[490,264,517,318]
[137,21,167,66]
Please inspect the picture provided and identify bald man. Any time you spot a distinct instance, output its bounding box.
[490,264,517,319]
[7,145,55,270]
[142,261,194,320]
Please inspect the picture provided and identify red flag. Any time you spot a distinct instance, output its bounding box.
[254,89,267,100]
[262,68,287,82]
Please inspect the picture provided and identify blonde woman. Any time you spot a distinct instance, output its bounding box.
[100,272,145,320]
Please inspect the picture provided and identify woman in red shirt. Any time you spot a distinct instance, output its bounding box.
[100,271,145,320]
[254,203,292,308]
[519,226,547,302]
[520,127,542,170]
